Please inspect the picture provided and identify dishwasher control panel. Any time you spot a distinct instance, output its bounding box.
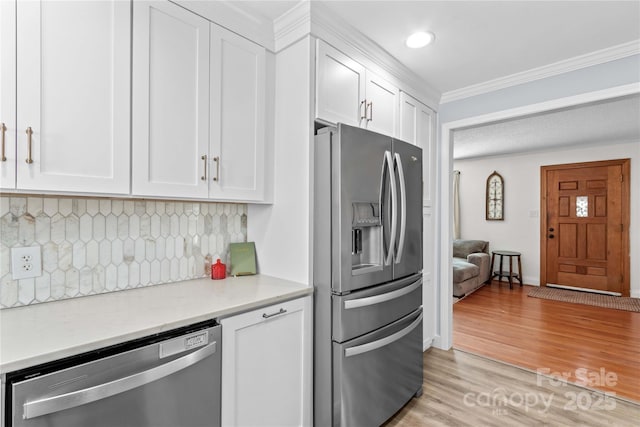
[160,331,209,358]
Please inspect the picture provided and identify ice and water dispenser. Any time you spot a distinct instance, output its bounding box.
[351,202,382,272]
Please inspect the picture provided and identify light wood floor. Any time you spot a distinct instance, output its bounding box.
[384,347,640,426]
[453,281,640,402]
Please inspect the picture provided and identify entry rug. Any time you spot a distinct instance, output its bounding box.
[528,287,640,313]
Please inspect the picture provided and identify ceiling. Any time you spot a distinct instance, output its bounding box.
[233,0,640,158]
[236,0,640,96]
[452,94,640,159]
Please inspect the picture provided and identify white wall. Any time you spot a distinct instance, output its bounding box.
[248,37,313,285]
[439,55,640,123]
[453,140,639,296]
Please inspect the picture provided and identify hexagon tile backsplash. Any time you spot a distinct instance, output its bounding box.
[0,196,247,308]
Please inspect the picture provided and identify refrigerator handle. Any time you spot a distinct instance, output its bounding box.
[344,311,423,357]
[384,150,397,266]
[394,153,407,263]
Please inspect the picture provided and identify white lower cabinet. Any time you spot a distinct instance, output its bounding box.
[221,296,312,427]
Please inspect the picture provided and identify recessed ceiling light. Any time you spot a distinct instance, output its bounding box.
[406,31,435,49]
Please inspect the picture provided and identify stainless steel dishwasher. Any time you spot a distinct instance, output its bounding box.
[4,320,221,427]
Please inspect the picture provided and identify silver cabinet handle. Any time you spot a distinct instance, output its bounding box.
[1,122,6,161]
[201,154,207,181]
[262,308,287,319]
[384,150,397,266]
[359,100,366,121]
[25,127,33,164]
[366,101,373,122]
[23,341,217,420]
[344,278,421,310]
[345,311,422,358]
[212,156,220,182]
[394,153,407,263]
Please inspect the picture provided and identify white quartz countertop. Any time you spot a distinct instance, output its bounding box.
[0,275,312,373]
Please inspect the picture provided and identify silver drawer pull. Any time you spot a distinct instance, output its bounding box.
[262,308,287,319]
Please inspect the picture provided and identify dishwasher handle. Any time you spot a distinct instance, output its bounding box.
[23,341,218,420]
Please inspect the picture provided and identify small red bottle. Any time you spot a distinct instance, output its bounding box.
[212,259,226,280]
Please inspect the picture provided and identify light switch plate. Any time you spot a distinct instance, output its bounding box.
[11,246,42,280]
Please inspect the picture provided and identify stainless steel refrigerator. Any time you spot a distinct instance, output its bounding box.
[314,123,423,427]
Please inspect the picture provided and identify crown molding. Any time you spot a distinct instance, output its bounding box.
[273,1,311,52]
[273,1,441,108]
[171,0,276,50]
[310,2,441,108]
[441,40,640,104]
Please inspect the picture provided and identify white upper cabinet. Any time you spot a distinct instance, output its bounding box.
[364,71,398,137]
[0,0,16,190]
[316,40,399,137]
[132,1,268,202]
[399,91,435,206]
[315,40,366,128]
[210,25,266,201]
[132,0,210,199]
[14,0,131,194]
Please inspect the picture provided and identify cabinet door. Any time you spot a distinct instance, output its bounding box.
[364,71,398,137]
[221,296,312,427]
[0,0,15,189]
[132,0,209,199]
[315,40,365,127]
[399,92,435,206]
[210,25,266,201]
[16,0,130,194]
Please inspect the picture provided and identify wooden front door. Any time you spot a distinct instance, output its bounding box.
[541,159,630,296]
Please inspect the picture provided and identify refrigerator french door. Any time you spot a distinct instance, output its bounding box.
[314,123,423,427]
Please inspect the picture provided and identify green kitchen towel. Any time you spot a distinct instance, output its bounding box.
[230,242,257,276]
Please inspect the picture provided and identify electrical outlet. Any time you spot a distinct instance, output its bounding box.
[11,246,42,280]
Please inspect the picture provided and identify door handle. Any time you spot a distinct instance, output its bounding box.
[200,155,208,181]
[344,278,421,309]
[384,151,397,266]
[548,227,554,232]
[393,153,407,264]
[359,100,367,121]
[212,156,220,182]
[23,341,217,419]
[344,311,422,357]
[1,122,6,161]
[549,234,555,239]
[25,127,34,164]
[366,101,373,122]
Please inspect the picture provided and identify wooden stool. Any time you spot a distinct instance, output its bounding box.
[490,250,523,289]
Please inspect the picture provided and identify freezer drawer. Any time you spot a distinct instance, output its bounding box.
[332,273,422,342]
[8,324,221,427]
[333,308,423,427]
